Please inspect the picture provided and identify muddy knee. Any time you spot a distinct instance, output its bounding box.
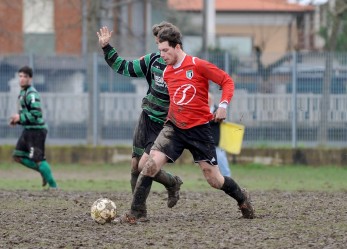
[142,156,159,177]
[131,157,140,173]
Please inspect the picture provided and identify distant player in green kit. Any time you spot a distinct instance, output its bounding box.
[9,66,58,189]
[97,22,183,213]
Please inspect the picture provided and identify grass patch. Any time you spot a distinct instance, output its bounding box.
[0,163,346,192]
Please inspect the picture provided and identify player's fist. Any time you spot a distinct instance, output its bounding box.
[9,117,16,126]
[9,114,19,126]
[214,107,227,123]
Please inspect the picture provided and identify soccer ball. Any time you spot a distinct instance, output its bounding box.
[91,198,117,224]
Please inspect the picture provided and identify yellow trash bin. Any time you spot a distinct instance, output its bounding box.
[219,122,245,155]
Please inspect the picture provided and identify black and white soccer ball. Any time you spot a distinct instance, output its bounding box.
[91,198,117,224]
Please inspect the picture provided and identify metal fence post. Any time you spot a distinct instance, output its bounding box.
[92,52,99,146]
[224,51,229,75]
[291,51,297,148]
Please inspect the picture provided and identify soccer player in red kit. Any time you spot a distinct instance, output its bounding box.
[116,26,255,224]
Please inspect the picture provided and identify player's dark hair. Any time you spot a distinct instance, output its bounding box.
[157,26,183,49]
[152,21,175,37]
[18,66,33,78]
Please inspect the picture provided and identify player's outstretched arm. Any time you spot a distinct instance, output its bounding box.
[98,26,154,78]
[97,26,113,48]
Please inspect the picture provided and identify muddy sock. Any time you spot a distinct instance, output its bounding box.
[220,176,244,205]
[38,160,57,188]
[131,175,153,215]
[19,157,39,171]
[130,170,140,193]
[153,170,176,189]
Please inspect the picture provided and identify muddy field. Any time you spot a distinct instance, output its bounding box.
[0,189,346,249]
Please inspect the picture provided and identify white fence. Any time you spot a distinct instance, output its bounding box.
[230,92,347,123]
[2,92,346,125]
[1,91,346,147]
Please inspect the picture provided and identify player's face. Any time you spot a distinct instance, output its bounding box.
[18,72,32,88]
[158,41,178,65]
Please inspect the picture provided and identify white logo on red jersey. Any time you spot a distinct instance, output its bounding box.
[173,84,196,105]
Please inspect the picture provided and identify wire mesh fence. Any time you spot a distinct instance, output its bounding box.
[0,51,346,148]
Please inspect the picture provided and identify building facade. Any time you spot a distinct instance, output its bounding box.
[168,0,316,64]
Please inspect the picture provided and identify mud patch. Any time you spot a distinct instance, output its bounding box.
[0,190,346,249]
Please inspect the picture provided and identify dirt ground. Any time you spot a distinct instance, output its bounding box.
[0,189,346,249]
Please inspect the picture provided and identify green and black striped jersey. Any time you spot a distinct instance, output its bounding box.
[102,44,169,124]
[18,85,47,129]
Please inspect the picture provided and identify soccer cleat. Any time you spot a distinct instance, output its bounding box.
[166,176,183,208]
[113,211,149,225]
[238,188,255,219]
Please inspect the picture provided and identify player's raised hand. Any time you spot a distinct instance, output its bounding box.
[97,26,113,48]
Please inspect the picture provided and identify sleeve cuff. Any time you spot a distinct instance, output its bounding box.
[218,102,228,109]
[102,44,113,53]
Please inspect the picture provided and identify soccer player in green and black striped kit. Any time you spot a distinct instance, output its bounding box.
[9,66,58,189]
[97,22,182,217]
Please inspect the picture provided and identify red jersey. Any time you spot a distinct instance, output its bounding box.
[163,55,234,129]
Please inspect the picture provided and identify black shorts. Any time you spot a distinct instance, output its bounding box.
[151,121,218,165]
[132,111,163,158]
[13,128,47,162]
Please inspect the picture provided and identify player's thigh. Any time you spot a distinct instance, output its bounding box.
[14,130,29,154]
[132,112,148,157]
[131,156,140,171]
[143,119,162,155]
[27,129,47,162]
[186,124,217,165]
[151,123,185,163]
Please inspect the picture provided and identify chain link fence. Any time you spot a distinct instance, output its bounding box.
[0,51,346,148]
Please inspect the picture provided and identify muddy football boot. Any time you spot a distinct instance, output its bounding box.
[238,188,255,219]
[166,176,183,208]
[114,210,149,225]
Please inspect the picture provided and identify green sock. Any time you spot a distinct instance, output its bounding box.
[38,160,57,188]
[20,157,39,171]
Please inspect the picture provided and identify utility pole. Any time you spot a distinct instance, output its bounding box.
[202,0,215,59]
[145,0,152,52]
